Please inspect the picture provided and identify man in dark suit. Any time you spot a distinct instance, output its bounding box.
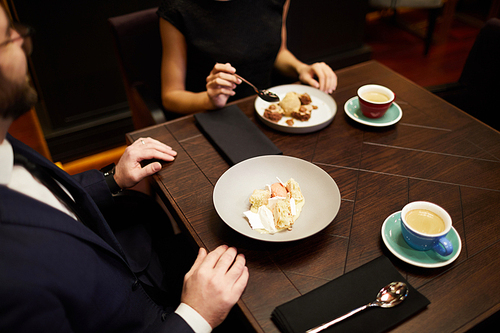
[0,3,248,332]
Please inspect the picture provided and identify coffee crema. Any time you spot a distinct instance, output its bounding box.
[361,91,390,103]
[405,209,445,235]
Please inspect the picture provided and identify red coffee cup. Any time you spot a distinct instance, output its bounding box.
[357,84,395,118]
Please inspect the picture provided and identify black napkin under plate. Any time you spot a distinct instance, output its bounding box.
[272,256,430,333]
[194,105,282,165]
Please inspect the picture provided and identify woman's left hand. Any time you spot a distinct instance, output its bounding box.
[297,62,337,94]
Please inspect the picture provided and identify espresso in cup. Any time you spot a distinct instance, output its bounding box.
[405,209,446,235]
[360,91,391,103]
[400,201,454,256]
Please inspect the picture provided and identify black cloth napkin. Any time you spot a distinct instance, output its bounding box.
[271,256,430,333]
[194,105,282,165]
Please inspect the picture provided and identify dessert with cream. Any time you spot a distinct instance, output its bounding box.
[263,92,317,125]
[244,178,305,234]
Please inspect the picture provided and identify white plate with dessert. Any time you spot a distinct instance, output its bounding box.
[254,84,337,134]
[213,155,341,242]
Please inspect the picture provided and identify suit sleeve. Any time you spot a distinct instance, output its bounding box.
[161,312,197,333]
[0,284,75,333]
[71,169,115,208]
[0,283,195,333]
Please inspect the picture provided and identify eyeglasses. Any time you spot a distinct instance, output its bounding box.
[0,22,34,55]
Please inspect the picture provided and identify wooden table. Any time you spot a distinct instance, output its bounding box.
[126,61,500,332]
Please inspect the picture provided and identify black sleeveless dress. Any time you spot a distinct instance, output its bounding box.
[157,0,287,100]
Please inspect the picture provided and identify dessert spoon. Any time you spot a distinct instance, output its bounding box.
[234,74,280,102]
[305,281,409,333]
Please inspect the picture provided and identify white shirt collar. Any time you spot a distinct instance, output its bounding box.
[0,138,14,185]
[0,137,78,220]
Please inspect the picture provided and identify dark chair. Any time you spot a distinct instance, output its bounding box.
[369,0,444,55]
[429,18,500,131]
[108,8,179,130]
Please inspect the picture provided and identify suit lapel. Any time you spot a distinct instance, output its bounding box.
[6,134,129,262]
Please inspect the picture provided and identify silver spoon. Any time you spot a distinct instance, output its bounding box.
[234,74,280,102]
[305,282,409,333]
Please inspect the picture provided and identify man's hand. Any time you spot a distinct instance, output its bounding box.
[181,245,249,329]
[113,137,177,189]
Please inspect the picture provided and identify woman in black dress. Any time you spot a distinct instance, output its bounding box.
[158,0,337,114]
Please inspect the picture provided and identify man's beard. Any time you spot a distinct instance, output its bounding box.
[0,74,38,121]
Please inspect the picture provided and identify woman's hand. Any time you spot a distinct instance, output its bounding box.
[297,62,337,94]
[206,63,241,109]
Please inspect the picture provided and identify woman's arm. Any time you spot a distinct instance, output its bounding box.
[159,19,240,113]
[273,0,337,93]
[159,18,212,113]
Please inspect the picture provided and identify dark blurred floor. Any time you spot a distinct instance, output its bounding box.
[365,8,482,88]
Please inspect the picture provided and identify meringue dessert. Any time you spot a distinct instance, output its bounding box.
[244,178,305,234]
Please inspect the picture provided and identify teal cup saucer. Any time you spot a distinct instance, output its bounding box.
[344,96,402,127]
[381,211,462,268]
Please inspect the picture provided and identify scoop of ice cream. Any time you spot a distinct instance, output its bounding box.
[270,182,287,198]
[279,92,301,116]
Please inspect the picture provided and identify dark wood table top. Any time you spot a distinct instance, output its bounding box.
[126,60,500,333]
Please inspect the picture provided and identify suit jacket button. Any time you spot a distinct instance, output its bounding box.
[132,279,140,291]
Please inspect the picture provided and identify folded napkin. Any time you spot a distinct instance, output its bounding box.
[272,256,430,333]
[194,105,282,165]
